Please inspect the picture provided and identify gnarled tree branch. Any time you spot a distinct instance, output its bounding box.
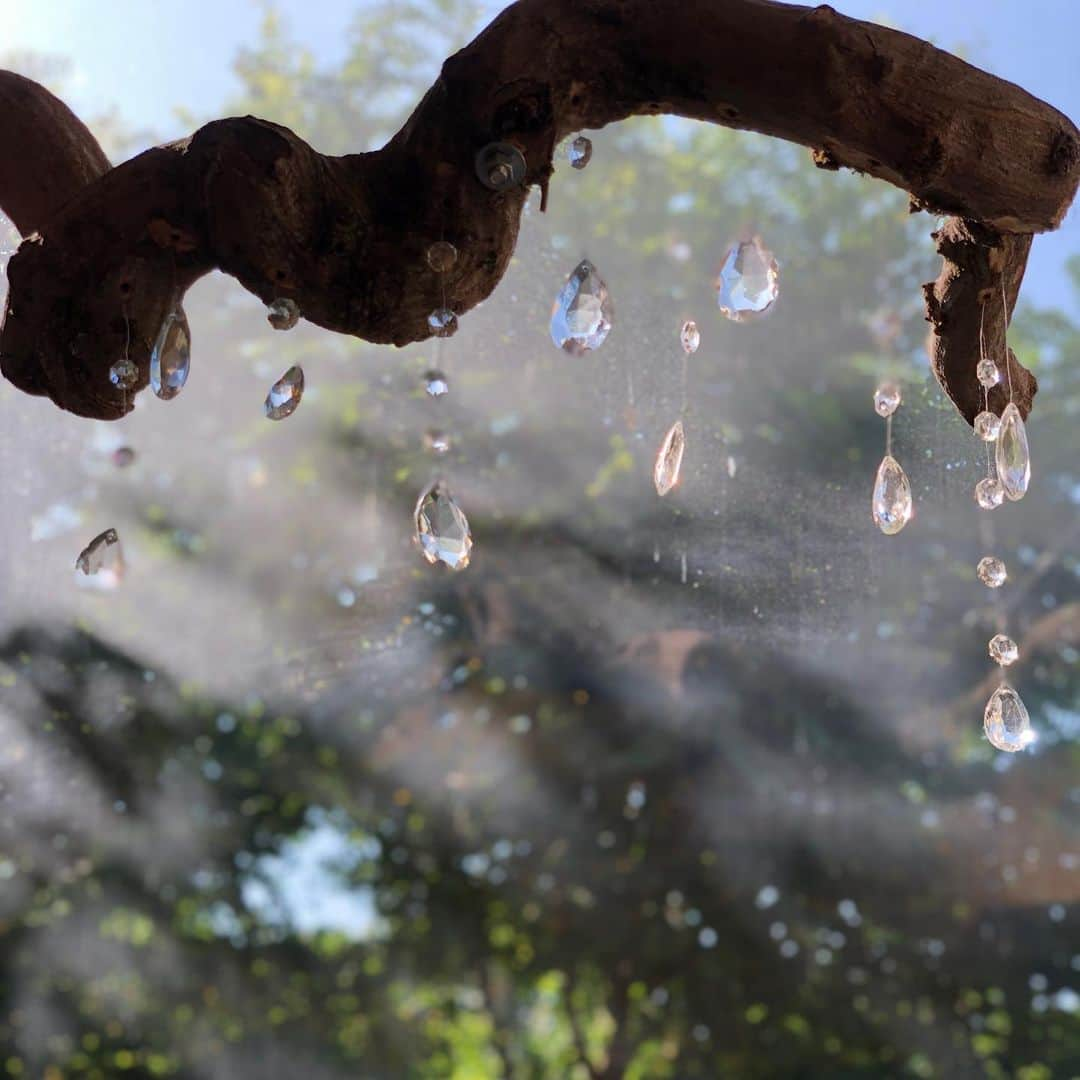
[0,0,1076,422]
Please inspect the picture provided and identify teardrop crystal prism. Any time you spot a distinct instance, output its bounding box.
[414,482,472,571]
[550,259,613,355]
[995,403,1030,501]
[267,298,300,331]
[264,364,304,420]
[716,237,779,322]
[974,476,1004,509]
[871,454,912,535]
[75,527,124,588]
[568,135,593,170]
[983,684,1034,753]
[680,320,700,355]
[654,420,686,496]
[150,306,191,400]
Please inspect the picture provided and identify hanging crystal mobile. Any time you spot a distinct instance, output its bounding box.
[654,320,698,497]
[990,282,1030,502]
[972,299,1005,508]
[976,281,1034,751]
[871,381,912,535]
[414,238,471,570]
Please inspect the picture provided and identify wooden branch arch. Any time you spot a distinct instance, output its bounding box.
[0,0,1076,423]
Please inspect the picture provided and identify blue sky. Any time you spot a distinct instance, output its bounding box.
[2,0,1077,315]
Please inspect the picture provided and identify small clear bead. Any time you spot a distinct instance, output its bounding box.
[267,298,300,331]
[975,476,1004,509]
[109,358,138,389]
[974,410,1002,441]
[428,308,458,338]
[568,135,593,170]
[424,429,451,454]
[976,556,1007,588]
[873,382,902,418]
[423,370,449,398]
[426,241,458,273]
[976,357,1000,388]
[680,320,700,355]
[988,633,1019,666]
[489,163,513,188]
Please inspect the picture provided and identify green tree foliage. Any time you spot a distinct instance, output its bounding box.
[0,4,1077,1078]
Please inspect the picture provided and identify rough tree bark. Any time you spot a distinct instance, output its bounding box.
[0,0,1076,422]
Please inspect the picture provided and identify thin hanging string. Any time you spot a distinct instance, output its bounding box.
[885,414,892,458]
[978,297,994,477]
[1001,278,1014,403]
[121,297,132,415]
[679,351,689,418]
[978,296,988,363]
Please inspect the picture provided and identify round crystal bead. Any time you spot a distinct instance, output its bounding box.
[426,241,458,273]
[976,358,1000,388]
[976,556,1007,588]
[873,382,902,418]
[428,308,458,338]
[974,476,1004,509]
[974,410,1001,441]
[109,358,138,389]
[988,634,1019,666]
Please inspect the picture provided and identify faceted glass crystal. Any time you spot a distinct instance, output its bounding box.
[988,634,1019,666]
[264,364,305,420]
[716,237,779,322]
[425,241,458,273]
[975,476,1004,509]
[873,382,901,418]
[424,429,451,454]
[568,135,593,170]
[75,527,124,588]
[871,454,912,535]
[976,555,1007,588]
[423,370,449,398]
[983,685,1034,753]
[428,307,458,338]
[267,298,300,331]
[109,358,138,390]
[995,402,1030,501]
[654,420,686,497]
[415,482,472,571]
[550,259,613,355]
[976,357,1000,388]
[150,306,191,401]
[680,320,700,355]
[974,410,1001,441]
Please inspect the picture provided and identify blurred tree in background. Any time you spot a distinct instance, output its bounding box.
[0,3,1077,1078]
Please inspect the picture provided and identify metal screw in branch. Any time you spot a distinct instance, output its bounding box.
[475,142,526,191]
